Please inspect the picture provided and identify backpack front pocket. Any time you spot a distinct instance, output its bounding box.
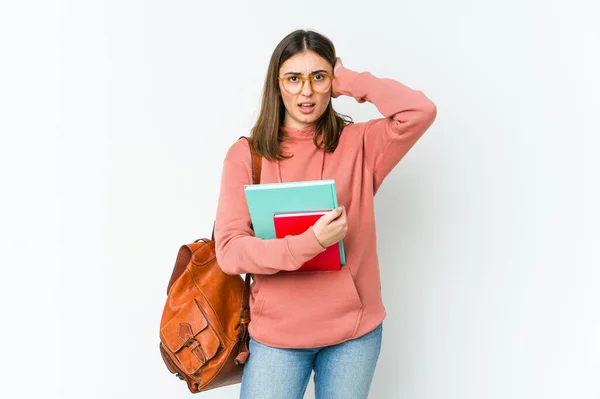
[160,299,223,375]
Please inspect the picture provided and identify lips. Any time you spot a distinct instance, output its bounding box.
[298,103,316,114]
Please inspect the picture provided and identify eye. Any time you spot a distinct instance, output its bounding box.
[313,74,325,81]
[287,76,300,83]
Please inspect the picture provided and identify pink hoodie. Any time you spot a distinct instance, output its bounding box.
[214,65,437,348]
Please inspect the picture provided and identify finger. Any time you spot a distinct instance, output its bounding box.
[328,217,343,229]
[334,57,342,71]
[332,214,348,229]
[322,207,342,223]
[332,206,344,218]
[332,207,347,222]
[337,214,348,229]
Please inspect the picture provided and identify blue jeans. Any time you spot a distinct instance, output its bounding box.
[240,323,383,399]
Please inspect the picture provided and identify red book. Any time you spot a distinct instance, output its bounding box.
[273,210,341,272]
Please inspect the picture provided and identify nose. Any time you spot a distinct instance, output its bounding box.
[300,78,313,96]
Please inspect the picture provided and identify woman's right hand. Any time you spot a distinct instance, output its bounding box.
[312,206,348,248]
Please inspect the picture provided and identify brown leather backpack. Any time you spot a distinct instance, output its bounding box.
[159,136,261,393]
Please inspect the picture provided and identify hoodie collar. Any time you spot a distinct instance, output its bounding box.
[277,125,325,183]
[280,125,317,142]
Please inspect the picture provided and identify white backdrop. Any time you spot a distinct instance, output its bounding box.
[1,0,599,398]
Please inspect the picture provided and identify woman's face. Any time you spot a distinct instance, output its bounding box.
[278,50,332,130]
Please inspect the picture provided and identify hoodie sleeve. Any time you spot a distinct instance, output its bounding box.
[213,139,326,275]
[333,65,437,192]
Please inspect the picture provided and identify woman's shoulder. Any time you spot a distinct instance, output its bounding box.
[223,136,252,165]
[338,119,372,143]
[219,137,253,183]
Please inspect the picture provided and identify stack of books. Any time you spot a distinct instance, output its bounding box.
[244,179,345,271]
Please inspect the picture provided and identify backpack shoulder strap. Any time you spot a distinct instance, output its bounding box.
[239,136,262,185]
[234,136,261,365]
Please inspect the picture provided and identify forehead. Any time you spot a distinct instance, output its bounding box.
[279,50,331,74]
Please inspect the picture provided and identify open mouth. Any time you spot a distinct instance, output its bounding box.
[298,103,316,114]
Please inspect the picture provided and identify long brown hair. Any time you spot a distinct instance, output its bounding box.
[251,30,352,161]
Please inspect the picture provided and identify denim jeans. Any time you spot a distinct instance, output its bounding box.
[240,322,383,399]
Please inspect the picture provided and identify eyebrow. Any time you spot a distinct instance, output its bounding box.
[283,69,329,76]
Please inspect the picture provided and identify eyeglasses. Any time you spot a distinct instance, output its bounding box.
[278,73,334,94]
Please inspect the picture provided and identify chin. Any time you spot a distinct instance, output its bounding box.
[298,115,319,125]
[296,111,326,125]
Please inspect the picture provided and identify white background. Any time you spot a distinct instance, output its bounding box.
[1,0,599,398]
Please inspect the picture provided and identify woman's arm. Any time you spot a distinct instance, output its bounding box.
[333,61,437,192]
[214,139,326,275]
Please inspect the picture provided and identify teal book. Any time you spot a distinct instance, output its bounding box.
[243,179,346,265]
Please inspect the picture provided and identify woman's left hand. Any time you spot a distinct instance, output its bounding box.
[334,57,343,72]
[331,57,343,98]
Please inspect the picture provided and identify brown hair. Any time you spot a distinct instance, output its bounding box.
[250,30,352,161]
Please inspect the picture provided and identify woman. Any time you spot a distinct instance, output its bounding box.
[214,30,437,399]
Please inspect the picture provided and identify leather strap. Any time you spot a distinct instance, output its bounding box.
[245,136,263,186]
[240,136,262,303]
[234,136,261,365]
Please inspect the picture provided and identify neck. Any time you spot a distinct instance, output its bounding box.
[281,124,317,142]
